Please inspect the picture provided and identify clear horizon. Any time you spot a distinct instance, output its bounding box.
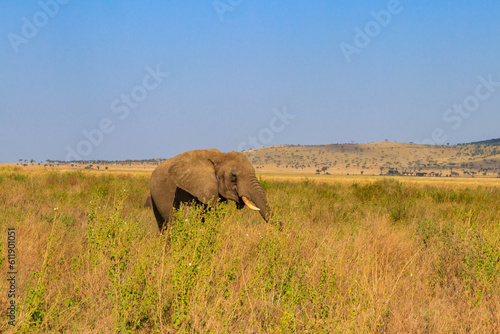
[1,1,500,162]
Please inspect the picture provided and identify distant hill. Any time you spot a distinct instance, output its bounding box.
[243,141,500,177]
[464,138,500,146]
[8,139,500,178]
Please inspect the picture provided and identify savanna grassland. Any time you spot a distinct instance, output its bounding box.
[13,140,500,178]
[246,141,500,176]
[1,167,499,333]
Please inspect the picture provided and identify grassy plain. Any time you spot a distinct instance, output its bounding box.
[1,167,499,332]
[10,141,500,178]
[246,142,500,176]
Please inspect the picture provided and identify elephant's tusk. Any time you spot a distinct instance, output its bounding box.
[242,196,260,211]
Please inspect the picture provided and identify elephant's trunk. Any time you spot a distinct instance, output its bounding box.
[239,176,269,222]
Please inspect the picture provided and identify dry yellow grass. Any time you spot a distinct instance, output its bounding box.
[0,167,499,332]
[257,172,500,191]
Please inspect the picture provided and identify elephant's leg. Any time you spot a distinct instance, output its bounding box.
[151,196,171,233]
[150,177,177,233]
[197,183,220,208]
[173,186,219,222]
[173,187,198,208]
[197,194,222,223]
[173,187,210,222]
[195,188,220,223]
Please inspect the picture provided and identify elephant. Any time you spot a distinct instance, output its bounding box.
[146,148,269,232]
[144,194,152,208]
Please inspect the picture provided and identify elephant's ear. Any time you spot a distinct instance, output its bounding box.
[167,149,221,204]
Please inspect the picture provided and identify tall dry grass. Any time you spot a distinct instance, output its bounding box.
[0,167,499,332]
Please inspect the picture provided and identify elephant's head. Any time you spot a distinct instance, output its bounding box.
[166,149,269,221]
[212,152,268,220]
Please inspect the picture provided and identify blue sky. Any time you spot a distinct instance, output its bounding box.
[1,1,499,162]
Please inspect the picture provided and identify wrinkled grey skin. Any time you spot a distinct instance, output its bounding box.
[146,148,269,232]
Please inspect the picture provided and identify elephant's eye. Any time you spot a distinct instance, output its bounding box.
[230,172,237,182]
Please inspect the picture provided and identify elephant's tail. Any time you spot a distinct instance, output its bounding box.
[144,193,153,208]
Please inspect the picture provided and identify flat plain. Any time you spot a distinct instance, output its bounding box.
[11,141,500,178]
[0,166,499,332]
